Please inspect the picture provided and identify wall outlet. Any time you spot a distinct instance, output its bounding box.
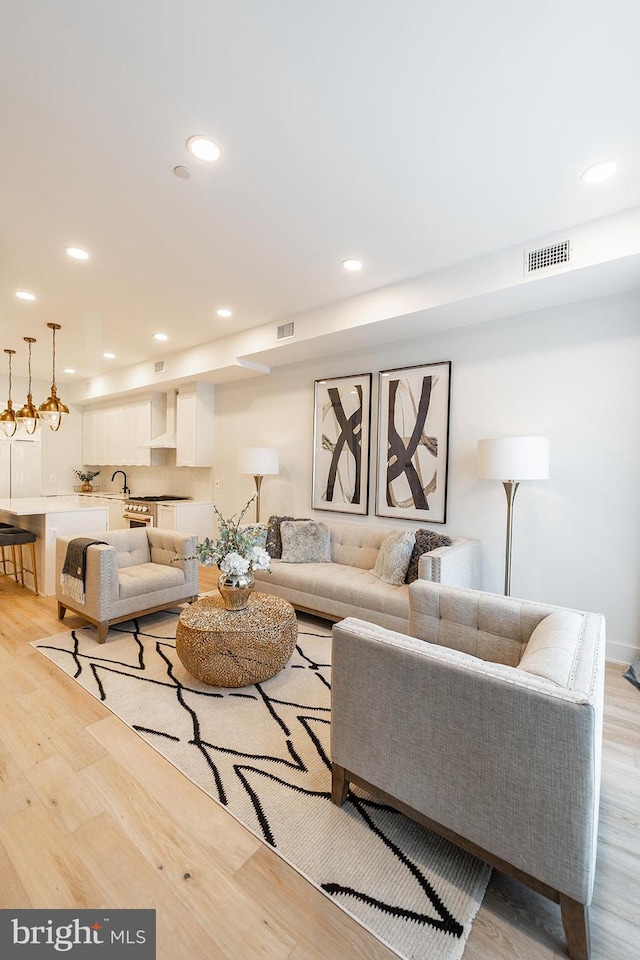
[215,479,221,488]
[49,474,56,481]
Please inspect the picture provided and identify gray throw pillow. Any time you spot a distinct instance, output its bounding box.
[405,529,453,584]
[265,515,295,558]
[372,530,416,585]
[280,520,331,563]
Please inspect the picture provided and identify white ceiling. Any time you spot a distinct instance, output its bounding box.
[1,0,639,385]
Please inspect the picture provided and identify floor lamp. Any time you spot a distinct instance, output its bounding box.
[238,447,279,523]
[477,436,549,596]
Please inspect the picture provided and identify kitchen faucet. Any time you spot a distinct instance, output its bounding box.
[111,470,130,494]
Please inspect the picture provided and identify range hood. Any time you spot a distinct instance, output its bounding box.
[141,390,177,448]
[145,431,176,449]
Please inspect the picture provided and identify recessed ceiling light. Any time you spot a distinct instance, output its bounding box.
[65,246,90,260]
[63,368,75,374]
[15,290,36,301]
[154,333,168,341]
[216,308,232,318]
[581,160,617,184]
[342,258,363,272]
[103,352,116,359]
[186,136,221,163]
[173,165,191,179]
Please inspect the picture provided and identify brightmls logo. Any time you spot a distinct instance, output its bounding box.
[0,910,155,958]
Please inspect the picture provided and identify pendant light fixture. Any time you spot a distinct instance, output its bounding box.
[15,337,40,435]
[38,323,69,431]
[0,349,17,438]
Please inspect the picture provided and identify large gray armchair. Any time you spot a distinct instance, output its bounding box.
[56,527,199,642]
[331,580,605,960]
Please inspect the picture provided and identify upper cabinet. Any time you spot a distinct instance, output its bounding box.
[82,397,164,466]
[82,388,214,468]
[176,383,214,467]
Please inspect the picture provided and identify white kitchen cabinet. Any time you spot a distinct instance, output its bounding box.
[125,401,153,466]
[94,410,107,463]
[0,434,42,498]
[156,501,214,542]
[87,496,128,530]
[176,383,214,467]
[103,408,122,464]
[82,399,159,466]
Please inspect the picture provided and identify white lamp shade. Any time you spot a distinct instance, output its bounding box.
[477,436,549,481]
[238,446,279,476]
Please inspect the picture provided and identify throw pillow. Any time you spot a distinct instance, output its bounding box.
[372,530,416,585]
[265,516,295,558]
[405,529,453,584]
[517,611,583,687]
[280,520,331,563]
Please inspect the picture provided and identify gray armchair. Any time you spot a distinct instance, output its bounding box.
[330,580,605,960]
[56,527,199,642]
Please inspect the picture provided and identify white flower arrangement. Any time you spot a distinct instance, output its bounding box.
[196,493,271,575]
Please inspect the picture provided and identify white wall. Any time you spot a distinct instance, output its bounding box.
[214,288,640,664]
[40,401,84,494]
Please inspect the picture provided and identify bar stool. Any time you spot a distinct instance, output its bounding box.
[0,526,39,595]
[0,522,16,577]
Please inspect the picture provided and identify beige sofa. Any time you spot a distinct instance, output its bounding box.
[253,519,480,632]
[56,528,199,642]
[331,580,606,960]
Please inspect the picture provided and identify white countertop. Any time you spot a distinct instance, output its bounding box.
[75,492,128,500]
[0,496,112,516]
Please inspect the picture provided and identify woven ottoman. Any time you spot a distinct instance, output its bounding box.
[176,591,297,687]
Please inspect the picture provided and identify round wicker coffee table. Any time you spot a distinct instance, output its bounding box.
[175,592,298,687]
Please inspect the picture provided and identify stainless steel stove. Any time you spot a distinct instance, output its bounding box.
[122,495,192,527]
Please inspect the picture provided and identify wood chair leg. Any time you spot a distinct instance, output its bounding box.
[331,763,350,806]
[96,622,109,644]
[29,541,39,595]
[57,602,67,620]
[560,895,590,960]
[11,545,20,584]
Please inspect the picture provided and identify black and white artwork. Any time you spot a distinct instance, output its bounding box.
[312,373,371,515]
[376,361,451,523]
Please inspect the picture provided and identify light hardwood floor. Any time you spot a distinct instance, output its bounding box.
[0,569,638,960]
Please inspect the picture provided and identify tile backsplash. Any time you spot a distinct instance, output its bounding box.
[92,465,214,501]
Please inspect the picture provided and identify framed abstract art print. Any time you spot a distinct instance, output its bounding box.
[312,373,372,515]
[376,361,451,523]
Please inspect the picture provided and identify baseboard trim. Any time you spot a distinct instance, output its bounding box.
[606,641,638,665]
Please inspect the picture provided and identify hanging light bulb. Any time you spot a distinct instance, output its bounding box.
[15,337,40,435]
[0,349,18,438]
[38,323,69,431]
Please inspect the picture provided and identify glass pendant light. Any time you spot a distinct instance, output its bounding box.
[0,349,17,437]
[15,337,40,434]
[38,323,69,431]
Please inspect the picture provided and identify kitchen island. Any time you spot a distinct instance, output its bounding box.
[0,497,109,597]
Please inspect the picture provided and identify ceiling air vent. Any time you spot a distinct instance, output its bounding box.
[525,239,571,276]
[276,321,295,341]
[154,360,165,373]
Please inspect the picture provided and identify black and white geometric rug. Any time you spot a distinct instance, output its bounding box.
[33,610,490,960]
